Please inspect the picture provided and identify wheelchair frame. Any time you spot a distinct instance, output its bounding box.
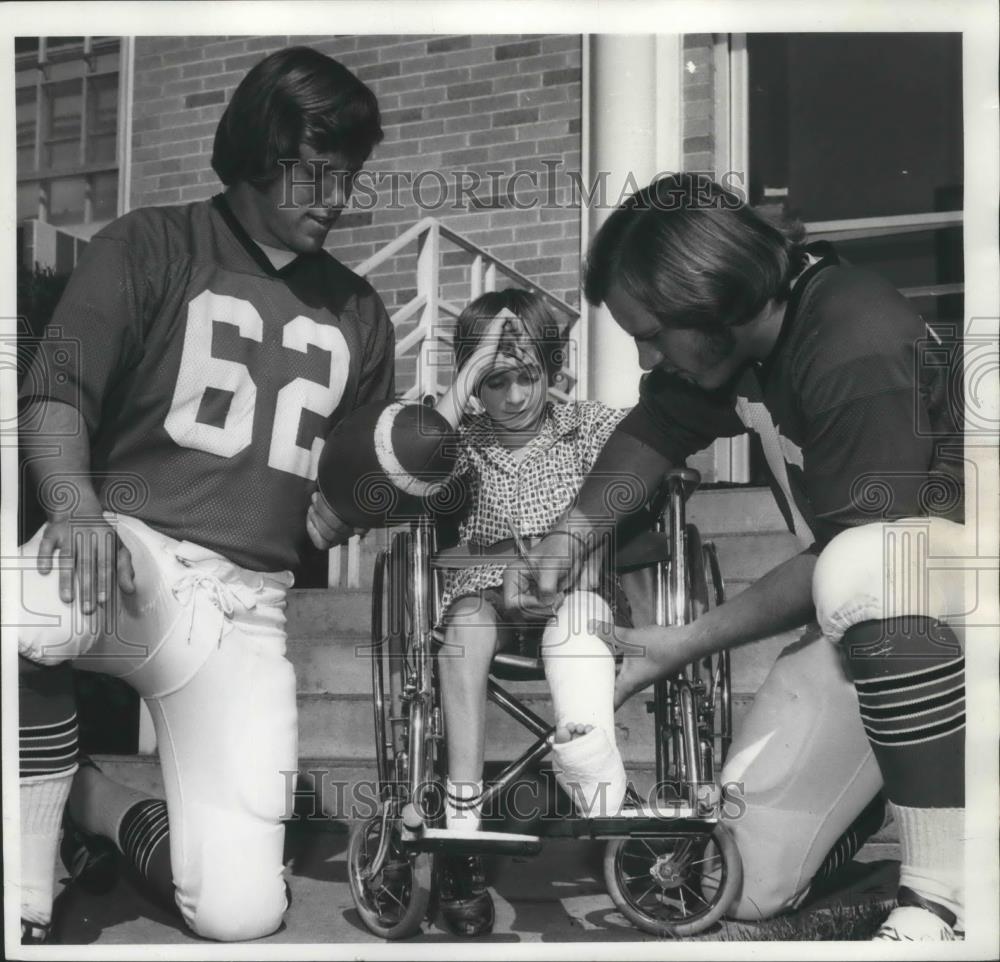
[348,468,742,939]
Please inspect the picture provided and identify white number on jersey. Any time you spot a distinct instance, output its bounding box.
[164,291,263,458]
[164,292,351,479]
[268,316,350,479]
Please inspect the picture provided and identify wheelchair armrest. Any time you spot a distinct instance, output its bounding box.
[664,467,701,500]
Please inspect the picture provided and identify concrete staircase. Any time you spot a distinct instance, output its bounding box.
[90,486,898,850]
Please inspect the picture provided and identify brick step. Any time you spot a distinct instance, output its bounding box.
[286,632,373,695]
[286,592,797,698]
[689,486,790,536]
[708,531,801,583]
[294,689,759,762]
[286,588,370,638]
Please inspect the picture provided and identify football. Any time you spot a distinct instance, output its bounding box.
[317,400,460,528]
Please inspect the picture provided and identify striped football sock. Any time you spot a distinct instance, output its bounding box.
[118,799,175,911]
[843,618,964,921]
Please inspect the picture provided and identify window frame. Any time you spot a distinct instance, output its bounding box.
[15,36,126,229]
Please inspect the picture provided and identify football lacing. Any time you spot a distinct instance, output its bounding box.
[171,569,260,645]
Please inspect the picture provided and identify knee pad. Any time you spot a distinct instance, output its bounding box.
[814,519,968,643]
[813,525,890,642]
[18,529,102,666]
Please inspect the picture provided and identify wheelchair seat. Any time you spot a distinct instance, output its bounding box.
[489,650,546,682]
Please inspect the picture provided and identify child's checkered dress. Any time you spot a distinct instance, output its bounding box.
[439,400,627,613]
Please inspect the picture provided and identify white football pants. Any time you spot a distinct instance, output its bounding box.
[18,514,297,942]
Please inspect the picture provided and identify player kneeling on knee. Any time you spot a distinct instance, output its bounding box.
[16,45,390,942]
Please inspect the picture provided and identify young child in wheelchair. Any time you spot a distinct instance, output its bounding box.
[429,288,631,935]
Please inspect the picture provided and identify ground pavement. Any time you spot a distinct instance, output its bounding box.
[49,819,899,947]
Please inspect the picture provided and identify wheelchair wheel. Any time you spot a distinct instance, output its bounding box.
[603,822,742,937]
[685,524,733,773]
[348,806,434,940]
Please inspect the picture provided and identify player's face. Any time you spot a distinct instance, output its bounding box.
[477,351,547,435]
[605,283,745,391]
[257,144,363,254]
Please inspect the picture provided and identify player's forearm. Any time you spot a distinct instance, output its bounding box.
[564,430,672,534]
[668,550,817,660]
[23,399,101,519]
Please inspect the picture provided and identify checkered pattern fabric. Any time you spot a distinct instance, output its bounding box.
[439,401,627,613]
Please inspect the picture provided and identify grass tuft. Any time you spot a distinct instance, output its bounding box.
[722,899,893,941]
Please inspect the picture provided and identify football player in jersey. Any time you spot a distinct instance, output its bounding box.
[16,46,392,943]
[511,174,968,940]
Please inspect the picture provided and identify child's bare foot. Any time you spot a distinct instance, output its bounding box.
[554,722,593,744]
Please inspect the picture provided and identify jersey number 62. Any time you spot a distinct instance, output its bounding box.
[164,290,350,480]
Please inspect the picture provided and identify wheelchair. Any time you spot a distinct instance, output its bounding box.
[348,467,742,939]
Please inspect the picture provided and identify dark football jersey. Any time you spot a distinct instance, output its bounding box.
[21,195,395,571]
[618,244,963,550]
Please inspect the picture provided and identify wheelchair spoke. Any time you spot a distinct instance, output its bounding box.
[682,882,711,908]
[677,837,697,862]
[678,885,688,916]
[685,854,720,870]
[634,882,659,906]
[623,849,655,862]
[378,882,406,911]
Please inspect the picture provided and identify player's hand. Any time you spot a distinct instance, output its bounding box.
[36,514,136,615]
[503,528,588,614]
[501,562,564,620]
[307,491,358,549]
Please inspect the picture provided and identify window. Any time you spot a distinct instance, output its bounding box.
[15,37,123,234]
[746,33,963,325]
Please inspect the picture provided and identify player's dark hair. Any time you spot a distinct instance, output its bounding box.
[454,289,568,387]
[584,173,807,334]
[212,45,383,187]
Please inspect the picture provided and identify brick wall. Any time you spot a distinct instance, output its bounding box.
[129,34,583,392]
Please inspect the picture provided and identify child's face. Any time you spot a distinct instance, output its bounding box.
[477,349,547,434]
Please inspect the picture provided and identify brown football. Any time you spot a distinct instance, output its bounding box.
[317,400,459,528]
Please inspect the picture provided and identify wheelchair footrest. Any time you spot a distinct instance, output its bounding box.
[403,826,544,856]
[543,808,717,839]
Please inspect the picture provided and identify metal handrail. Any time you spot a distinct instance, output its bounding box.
[355,216,580,323]
[351,215,581,403]
[331,215,582,588]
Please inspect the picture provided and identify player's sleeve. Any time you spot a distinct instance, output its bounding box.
[801,357,936,549]
[356,290,396,405]
[616,368,745,463]
[18,233,151,437]
[796,268,947,548]
[575,400,629,473]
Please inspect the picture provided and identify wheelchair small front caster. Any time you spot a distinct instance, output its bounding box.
[347,805,435,939]
[603,822,742,937]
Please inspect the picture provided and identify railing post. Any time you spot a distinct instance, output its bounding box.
[416,222,441,399]
[470,253,483,300]
[484,261,497,292]
[328,545,342,587]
